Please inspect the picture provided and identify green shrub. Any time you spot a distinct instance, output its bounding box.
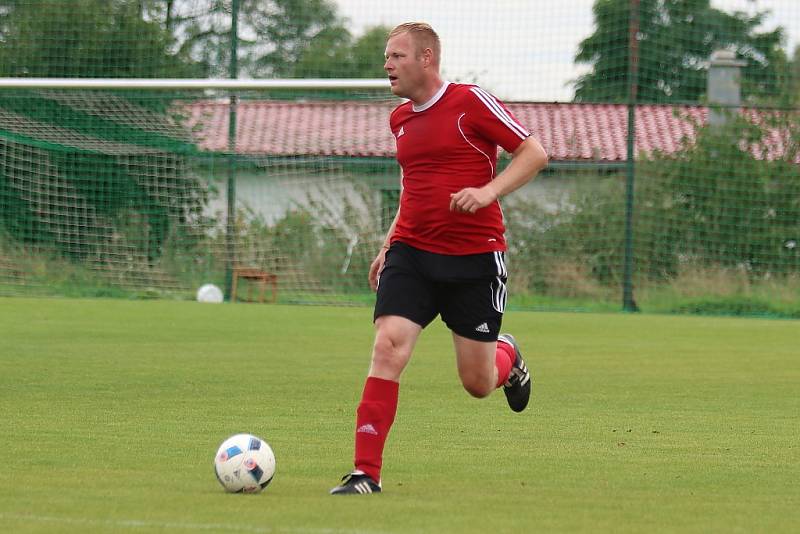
[637,113,800,279]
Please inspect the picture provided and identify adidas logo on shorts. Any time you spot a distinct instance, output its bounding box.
[475,322,490,333]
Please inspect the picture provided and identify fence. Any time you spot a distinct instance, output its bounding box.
[1,0,799,316]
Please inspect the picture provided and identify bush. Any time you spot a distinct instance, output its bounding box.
[505,174,626,298]
[637,113,800,279]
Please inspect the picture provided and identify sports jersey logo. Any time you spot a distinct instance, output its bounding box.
[396,126,405,138]
[357,424,379,435]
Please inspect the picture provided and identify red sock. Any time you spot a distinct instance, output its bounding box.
[354,376,399,483]
[495,340,516,388]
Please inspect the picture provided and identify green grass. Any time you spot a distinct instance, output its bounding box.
[1,297,798,533]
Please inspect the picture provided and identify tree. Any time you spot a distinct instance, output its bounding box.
[245,0,345,78]
[777,44,800,107]
[573,0,785,103]
[346,26,393,78]
[1,0,386,80]
[294,25,390,78]
[0,0,201,77]
[140,0,356,78]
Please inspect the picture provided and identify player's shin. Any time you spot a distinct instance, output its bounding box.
[353,376,399,483]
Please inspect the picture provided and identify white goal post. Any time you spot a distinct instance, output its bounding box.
[0,78,390,90]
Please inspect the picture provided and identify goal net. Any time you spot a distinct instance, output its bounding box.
[0,82,397,303]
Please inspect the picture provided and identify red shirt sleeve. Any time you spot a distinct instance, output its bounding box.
[466,86,530,154]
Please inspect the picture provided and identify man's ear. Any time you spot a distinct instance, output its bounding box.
[422,47,434,67]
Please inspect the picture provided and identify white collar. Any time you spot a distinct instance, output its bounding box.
[412,81,451,112]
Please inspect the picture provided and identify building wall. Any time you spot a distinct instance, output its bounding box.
[202,166,611,231]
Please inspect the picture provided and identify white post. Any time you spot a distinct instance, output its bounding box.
[0,78,390,90]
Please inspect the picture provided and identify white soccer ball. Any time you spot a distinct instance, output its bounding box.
[196,283,224,303]
[214,433,276,493]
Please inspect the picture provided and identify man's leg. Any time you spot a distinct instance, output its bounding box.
[453,332,531,412]
[496,334,531,412]
[330,315,421,495]
[452,334,512,398]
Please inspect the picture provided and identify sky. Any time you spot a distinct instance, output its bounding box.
[333,0,800,101]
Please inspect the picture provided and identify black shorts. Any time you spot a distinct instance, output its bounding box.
[374,241,508,342]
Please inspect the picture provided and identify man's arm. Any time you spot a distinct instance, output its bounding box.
[368,190,402,291]
[449,136,548,214]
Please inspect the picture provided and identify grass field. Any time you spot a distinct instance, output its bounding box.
[1,297,798,533]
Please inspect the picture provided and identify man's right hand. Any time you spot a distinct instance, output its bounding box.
[368,247,389,291]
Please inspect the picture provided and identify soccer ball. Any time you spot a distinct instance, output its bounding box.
[214,433,276,493]
[196,283,224,303]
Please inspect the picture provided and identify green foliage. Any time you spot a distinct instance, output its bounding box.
[505,113,800,312]
[294,25,390,79]
[142,0,367,79]
[0,0,381,80]
[637,113,800,278]
[246,0,345,78]
[505,174,626,297]
[348,26,393,78]
[574,0,786,103]
[172,178,384,299]
[224,180,383,295]
[0,0,201,77]
[0,5,213,270]
[789,45,800,105]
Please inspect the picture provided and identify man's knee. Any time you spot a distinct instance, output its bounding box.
[453,334,497,399]
[460,372,494,398]
[370,330,411,378]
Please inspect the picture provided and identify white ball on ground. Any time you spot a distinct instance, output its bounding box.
[196,283,224,303]
[214,433,276,493]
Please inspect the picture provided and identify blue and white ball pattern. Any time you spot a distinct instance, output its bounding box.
[214,433,276,493]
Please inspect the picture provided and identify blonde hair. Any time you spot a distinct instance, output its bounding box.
[388,22,441,65]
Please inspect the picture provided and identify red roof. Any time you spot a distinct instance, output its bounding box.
[183,100,795,162]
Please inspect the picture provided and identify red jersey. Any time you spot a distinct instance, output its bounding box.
[389,82,530,255]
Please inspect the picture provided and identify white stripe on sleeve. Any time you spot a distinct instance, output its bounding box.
[470,87,529,139]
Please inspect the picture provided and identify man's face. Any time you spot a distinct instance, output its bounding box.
[384,32,426,99]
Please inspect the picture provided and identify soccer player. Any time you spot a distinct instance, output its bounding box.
[330,22,548,495]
